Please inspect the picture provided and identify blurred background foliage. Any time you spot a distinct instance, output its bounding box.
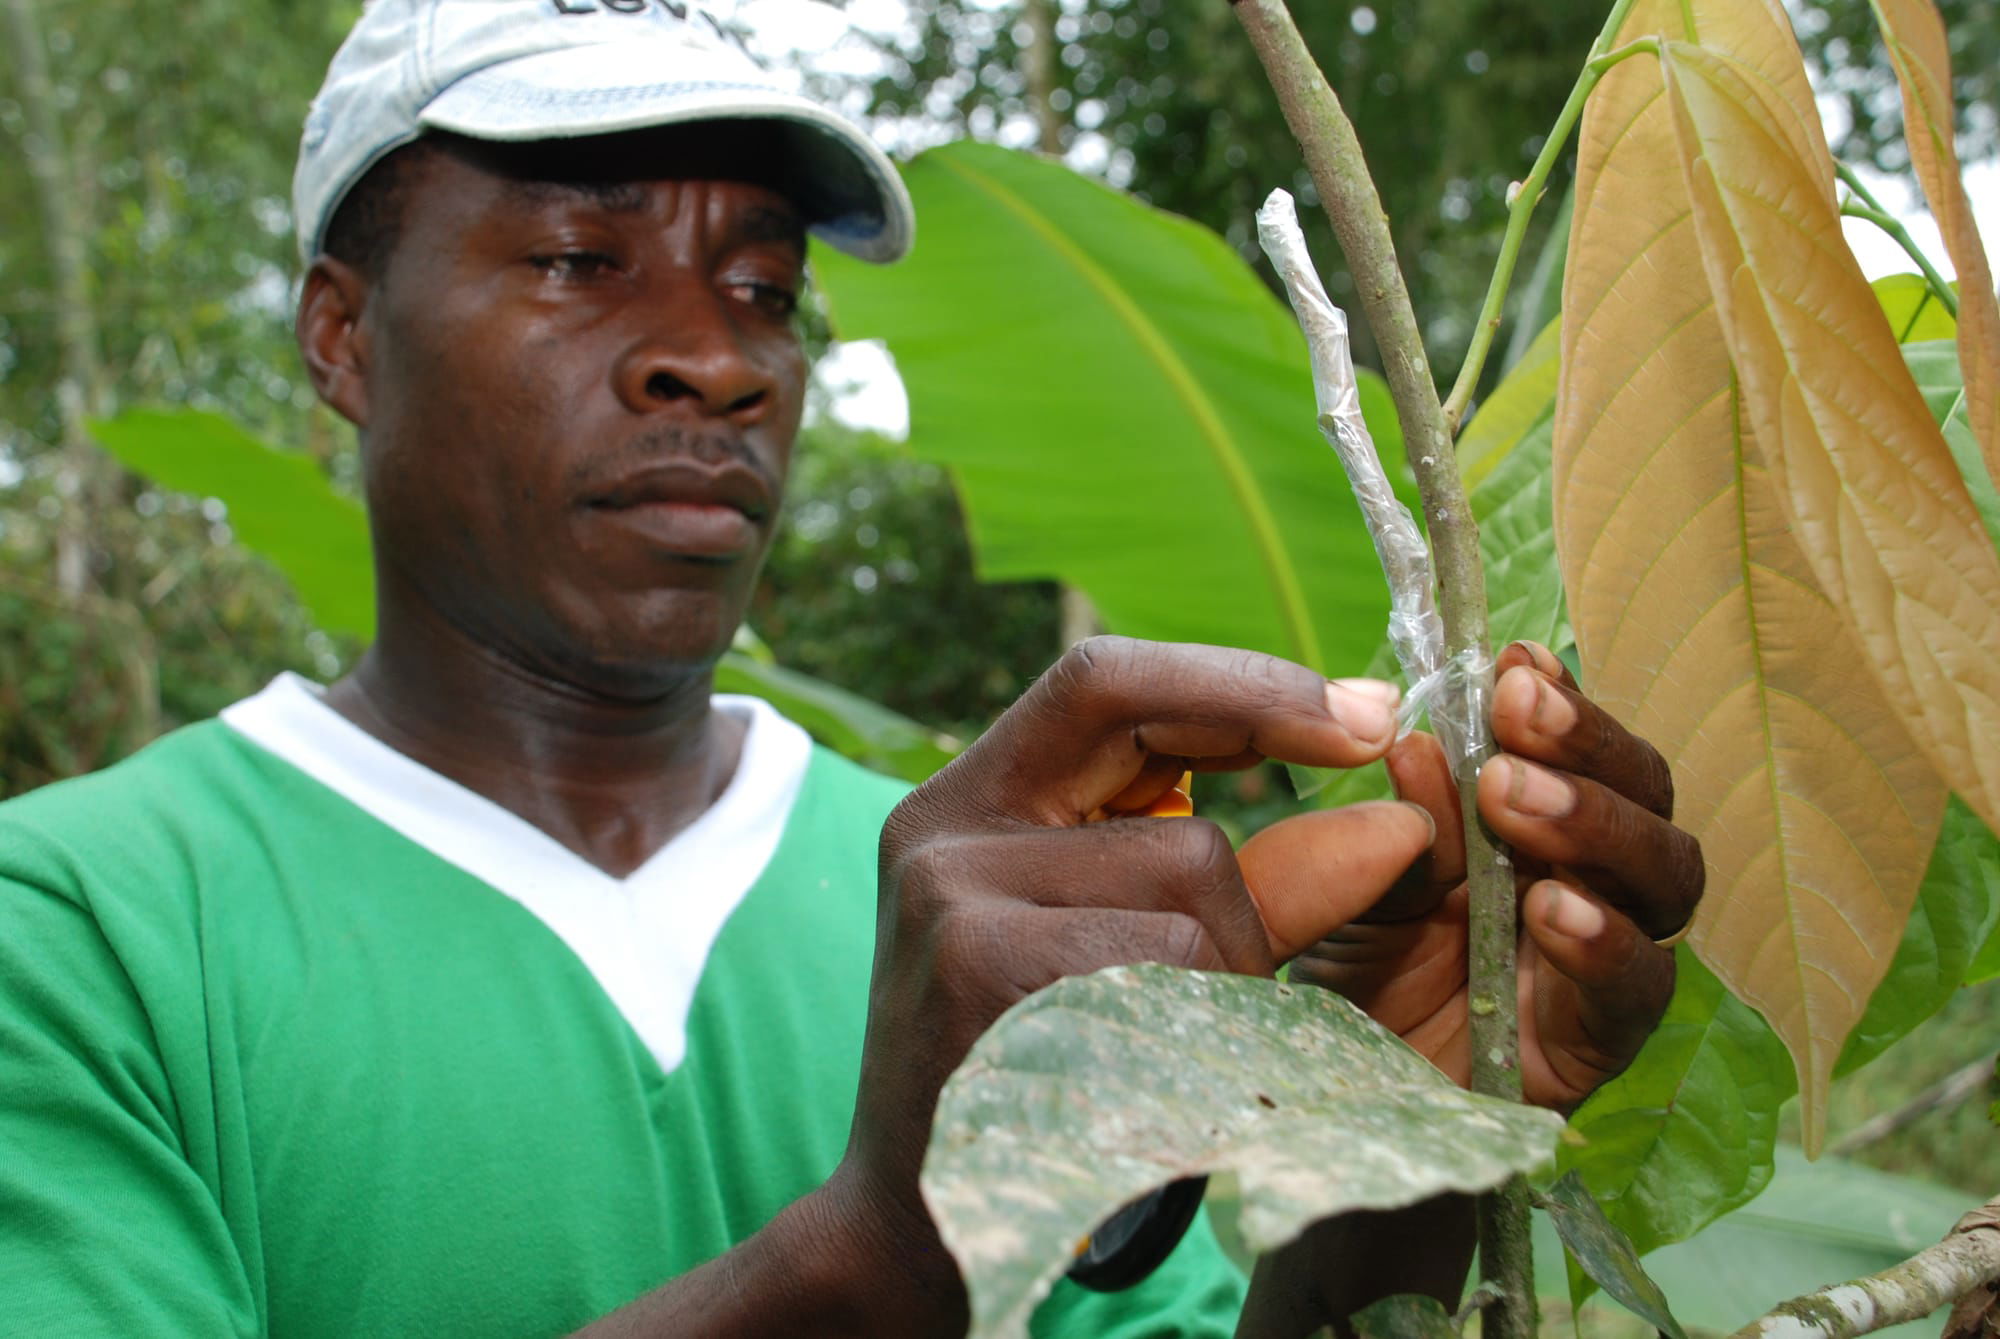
[1,0,1994,1208]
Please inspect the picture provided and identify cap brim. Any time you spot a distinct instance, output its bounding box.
[421,43,912,263]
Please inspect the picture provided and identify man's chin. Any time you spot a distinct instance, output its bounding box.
[518,580,757,700]
[561,623,743,702]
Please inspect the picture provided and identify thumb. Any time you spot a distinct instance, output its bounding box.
[1238,801,1436,960]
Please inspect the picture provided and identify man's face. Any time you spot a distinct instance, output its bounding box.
[346,130,809,695]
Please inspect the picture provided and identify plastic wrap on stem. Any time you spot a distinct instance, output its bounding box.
[1255,190,1482,766]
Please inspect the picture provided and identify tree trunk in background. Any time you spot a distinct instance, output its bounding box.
[1025,0,1063,156]
[5,0,111,599]
[1021,0,1105,651]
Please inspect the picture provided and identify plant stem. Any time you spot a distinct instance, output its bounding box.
[1437,5,1651,433]
[1836,163,1960,317]
[1227,3,1530,1336]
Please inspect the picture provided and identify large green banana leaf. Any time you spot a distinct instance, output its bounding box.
[813,141,1401,677]
[93,409,377,639]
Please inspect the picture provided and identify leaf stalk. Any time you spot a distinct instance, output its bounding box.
[1438,3,1650,433]
[1227,2,1528,1335]
[1836,162,1960,318]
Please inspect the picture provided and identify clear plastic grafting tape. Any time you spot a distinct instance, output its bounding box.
[1254,189,1486,768]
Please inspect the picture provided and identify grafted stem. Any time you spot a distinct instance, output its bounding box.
[1227,3,1528,1336]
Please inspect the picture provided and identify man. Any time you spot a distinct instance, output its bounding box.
[0,2,1700,1335]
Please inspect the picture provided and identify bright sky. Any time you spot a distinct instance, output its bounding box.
[736,0,1999,440]
[1841,158,1999,285]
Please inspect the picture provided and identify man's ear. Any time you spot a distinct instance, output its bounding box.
[297,256,374,428]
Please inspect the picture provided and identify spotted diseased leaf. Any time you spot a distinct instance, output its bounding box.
[1539,1172,1688,1339]
[1868,0,2000,478]
[921,965,1563,1339]
[1556,0,1947,1155]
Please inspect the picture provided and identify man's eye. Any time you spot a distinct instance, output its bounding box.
[732,280,800,319]
[531,251,618,279]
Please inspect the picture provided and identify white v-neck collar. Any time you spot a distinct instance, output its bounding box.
[221,673,812,1073]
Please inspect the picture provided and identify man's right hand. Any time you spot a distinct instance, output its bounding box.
[818,637,1434,1334]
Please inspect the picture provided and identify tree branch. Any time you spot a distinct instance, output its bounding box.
[1827,1052,1997,1158]
[1730,1197,2000,1339]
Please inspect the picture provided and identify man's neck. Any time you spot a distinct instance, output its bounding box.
[323,611,745,880]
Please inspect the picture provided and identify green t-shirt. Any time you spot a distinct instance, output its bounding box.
[0,676,1244,1337]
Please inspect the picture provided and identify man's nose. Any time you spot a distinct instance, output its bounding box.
[611,289,778,424]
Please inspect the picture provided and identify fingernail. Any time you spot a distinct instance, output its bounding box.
[1397,800,1437,845]
[1325,679,1399,746]
[1545,884,1606,940]
[1332,677,1401,706]
[1496,756,1574,818]
[1532,675,1578,737]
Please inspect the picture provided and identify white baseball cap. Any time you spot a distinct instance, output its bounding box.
[293,0,914,264]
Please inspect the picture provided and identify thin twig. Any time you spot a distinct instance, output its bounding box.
[1828,1052,1997,1158]
[1437,10,1652,433]
[1454,1285,1505,1328]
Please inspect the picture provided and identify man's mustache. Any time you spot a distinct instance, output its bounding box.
[572,427,781,500]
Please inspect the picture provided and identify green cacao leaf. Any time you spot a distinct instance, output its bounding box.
[1904,338,2000,555]
[923,964,1563,1339]
[1460,318,1562,492]
[1874,273,1960,345]
[1559,951,1794,1259]
[1461,320,1569,656]
[1839,798,2000,1070]
[1471,413,1566,657]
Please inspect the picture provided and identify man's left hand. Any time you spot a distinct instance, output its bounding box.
[1247,640,1702,1110]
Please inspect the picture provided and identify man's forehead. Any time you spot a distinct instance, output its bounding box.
[494,173,808,245]
[438,125,812,238]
